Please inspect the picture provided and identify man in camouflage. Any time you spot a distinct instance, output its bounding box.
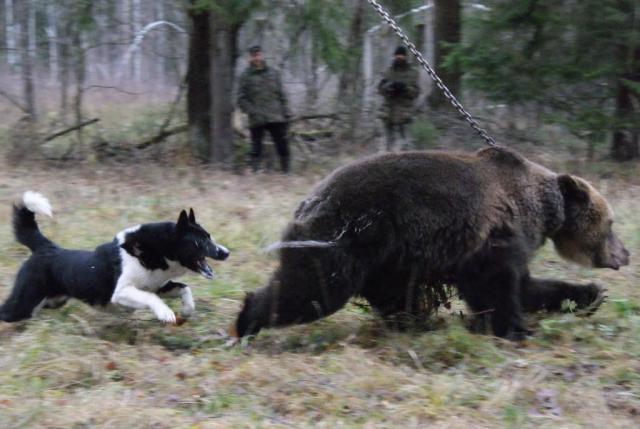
[237,45,291,173]
[378,46,420,151]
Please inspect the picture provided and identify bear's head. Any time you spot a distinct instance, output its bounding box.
[228,292,262,338]
[553,174,629,270]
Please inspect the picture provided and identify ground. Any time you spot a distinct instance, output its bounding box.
[0,159,639,428]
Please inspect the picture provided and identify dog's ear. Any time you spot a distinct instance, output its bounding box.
[188,208,196,224]
[176,209,189,235]
[120,236,142,257]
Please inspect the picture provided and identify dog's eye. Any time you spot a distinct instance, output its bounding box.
[194,241,199,248]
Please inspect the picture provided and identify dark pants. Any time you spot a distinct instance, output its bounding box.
[249,122,290,172]
[383,122,412,152]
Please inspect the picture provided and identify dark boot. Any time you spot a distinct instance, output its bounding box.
[250,156,261,173]
[280,156,290,174]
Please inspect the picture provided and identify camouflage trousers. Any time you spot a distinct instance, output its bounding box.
[249,122,290,173]
[382,122,413,152]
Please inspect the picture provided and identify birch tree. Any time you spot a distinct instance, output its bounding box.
[17,0,36,119]
[5,0,16,67]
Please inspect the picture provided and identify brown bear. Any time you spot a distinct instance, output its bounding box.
[231,146,629,340]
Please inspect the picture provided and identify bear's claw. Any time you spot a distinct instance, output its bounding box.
[576,286,607,317]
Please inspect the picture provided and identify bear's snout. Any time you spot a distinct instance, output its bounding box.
[597,233,630,270]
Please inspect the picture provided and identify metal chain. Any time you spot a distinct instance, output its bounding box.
[366,0,498,147]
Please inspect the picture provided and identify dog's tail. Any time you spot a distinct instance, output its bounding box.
[13,191,54,252]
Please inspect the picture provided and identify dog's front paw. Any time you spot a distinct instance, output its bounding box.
[180,288,196,319]
[155,306,177,324]
[181,301,195,319]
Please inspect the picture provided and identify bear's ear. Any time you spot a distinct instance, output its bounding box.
[558,174,590,204]
[243,291,255,305]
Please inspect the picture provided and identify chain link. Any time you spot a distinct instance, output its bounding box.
[367,0,497,147]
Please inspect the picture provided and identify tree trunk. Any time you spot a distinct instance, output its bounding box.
[610,2,639,162]
[28,0,35,59]
[610,46,640,161]
[166,2,182,83]
[5,0,16,67]
[305,35,319,109]
[336,0,366,144]
[47,3,58,83]
[186,3,211,160]
[209,14,236,164]
[131,0,142,83]
[17,0,36,119]
[154,0,165,85]
[59,8,71,120]
[428,0,461,109]
[106,0,119,78]
[72,23,86,151]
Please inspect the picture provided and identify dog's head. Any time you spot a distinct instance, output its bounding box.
[174,209,229,279]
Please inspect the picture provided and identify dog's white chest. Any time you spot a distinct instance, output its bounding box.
[117,248,187,292]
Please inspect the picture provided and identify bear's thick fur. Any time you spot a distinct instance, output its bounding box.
[232,147,629,339]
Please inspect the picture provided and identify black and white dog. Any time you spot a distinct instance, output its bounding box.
[0,191,229,324]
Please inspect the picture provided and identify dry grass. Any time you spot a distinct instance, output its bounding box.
[0,160,639,428]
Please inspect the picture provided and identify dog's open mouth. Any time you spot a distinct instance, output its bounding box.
[197,259,214,279]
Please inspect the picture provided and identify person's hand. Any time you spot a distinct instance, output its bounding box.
[380,78,394,92]
[392,81,407,93]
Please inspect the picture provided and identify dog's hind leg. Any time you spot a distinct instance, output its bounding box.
[0,265,48,322]
[43,296,69,309]
[158,281,195,318]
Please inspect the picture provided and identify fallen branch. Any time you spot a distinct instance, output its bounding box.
[84,85,141,96]
[135,123,187,149]
[0,88,28,113]
[290,113,339,123]
[292,129,334,139]
[43,118,100,142]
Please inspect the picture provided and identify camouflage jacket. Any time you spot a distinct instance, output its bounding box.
[378,61,420,125]
[237,63,290,128]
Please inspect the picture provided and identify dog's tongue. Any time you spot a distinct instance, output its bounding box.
[198,260,214,279]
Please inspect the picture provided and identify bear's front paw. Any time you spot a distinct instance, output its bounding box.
[467,313,491,335]
[576,283,607,317]
[506,326,533,342]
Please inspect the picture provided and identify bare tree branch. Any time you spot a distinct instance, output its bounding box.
[116,21,187,80]
[83,85,141,96]
[0,87,28,113]
[136,123,187,149]
[43,118,100,142]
